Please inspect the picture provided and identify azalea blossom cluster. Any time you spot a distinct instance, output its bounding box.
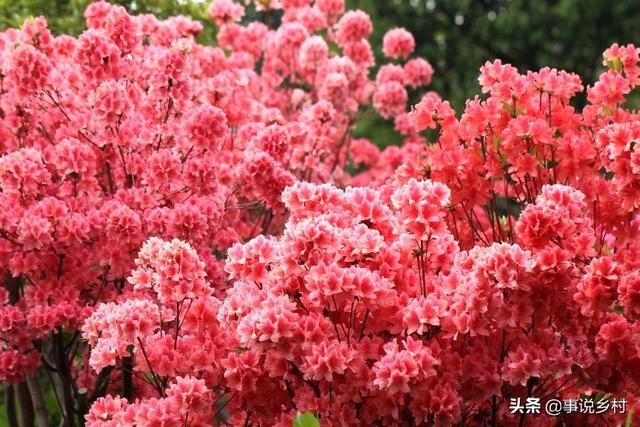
[0,0,639,425]
[216,40,640,425]
[0,0,431,425]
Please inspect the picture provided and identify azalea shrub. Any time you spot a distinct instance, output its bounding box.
[0,0,639,426]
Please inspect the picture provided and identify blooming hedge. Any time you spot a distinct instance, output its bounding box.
[0,0,639,426]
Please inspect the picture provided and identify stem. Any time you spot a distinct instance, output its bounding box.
[504,177,513,241]
[5,275,20,304]
[3,277,35,427]
[53,332,76,427]
[5,385,18,427]
[81,367,112,420]
[416,242,425,296]
[358,309,370,340]
[136,338,165,397]
[329,381,333,410]
[346,299,356,346]
[26,375,49,427]
[16,382,35,427]
[121,354,134,401]
[214,393,235,418]
[288,362,320,397]
[174,302,181,351]
[491,395,497,427]
[518,377,538,427]
[261,210,274,235]
[330,124,352,174]
[491,329,508,426]
[43,368,63,420]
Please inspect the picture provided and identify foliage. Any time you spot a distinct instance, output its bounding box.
[346,0,640,144]
[292,411,320,427]
[350,0,640,107]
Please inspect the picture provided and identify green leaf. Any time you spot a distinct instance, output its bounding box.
[293,411,320,427]
[606,58,623,72]
[214,393,231,409]
[608,304,624,314]
[625,406,635,427]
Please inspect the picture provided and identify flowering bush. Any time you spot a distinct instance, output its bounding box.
[0,0,639,426]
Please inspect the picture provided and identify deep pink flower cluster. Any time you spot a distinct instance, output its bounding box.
[0,0,639,425]
[86,376,216,426]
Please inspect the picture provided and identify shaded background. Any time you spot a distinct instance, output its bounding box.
[350,0,640,144]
